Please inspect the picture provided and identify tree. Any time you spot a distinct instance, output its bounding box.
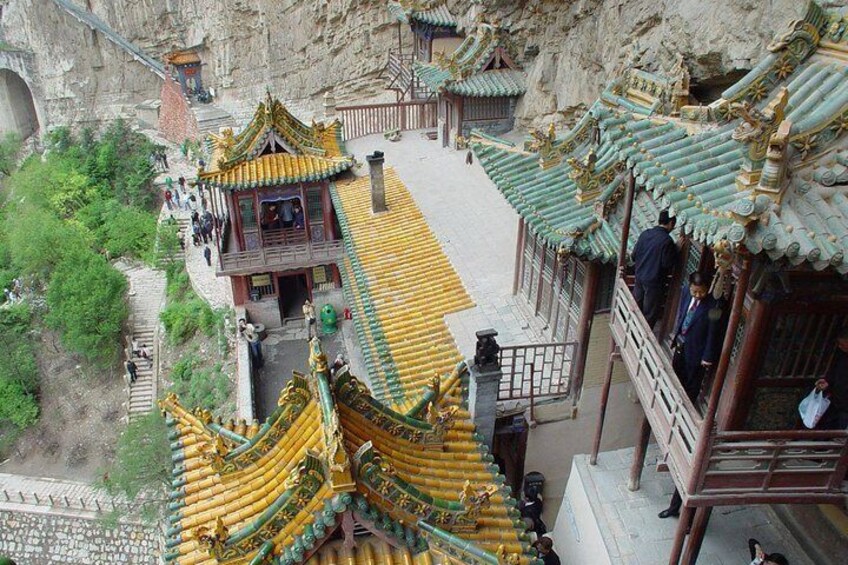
[0,305,39,429]
[0,132,22,177]
[45,251,127,365]
[99,412,171,524]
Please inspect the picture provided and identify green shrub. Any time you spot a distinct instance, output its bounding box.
[0,304,39,429]
[76,198,157,259]
[0,131,22,176]
[45,251,127,364]
[169,355,231,412]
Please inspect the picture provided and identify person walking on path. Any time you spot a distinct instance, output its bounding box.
[203,245,212,267]
[161,149,169,170]
[303,299,317,339]
[631,209,678,328]
[126,359,138,384]
[164,188,174,210]
[138,343,153,369]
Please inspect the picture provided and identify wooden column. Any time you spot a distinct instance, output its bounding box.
[210,183,223,269]
[322,182,336,241]
[570,260,599,403]
[628,415,652,491]
[591,168,635,465]
[722,297,769,429]
[668,506,694,565]
[254,188,264,249]
[513,217,525,295]
[681,506,713,565]
[535,245,547,315]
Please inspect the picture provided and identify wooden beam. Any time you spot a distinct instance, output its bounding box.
[722,296,769,429]
[668,506,693,565]
[512,217,525,295]
[681,506,712,565]
[570,260,599,402]
[628,415,652,491]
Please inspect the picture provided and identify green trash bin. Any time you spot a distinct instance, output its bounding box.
[320,304,338,335]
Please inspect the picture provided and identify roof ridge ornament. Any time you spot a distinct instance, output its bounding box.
[732,87,790,191]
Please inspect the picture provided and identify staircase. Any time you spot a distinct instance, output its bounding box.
[51,0,165,78]
[128,324,157,420]
[116,261,167,420]
[193,104,237,135]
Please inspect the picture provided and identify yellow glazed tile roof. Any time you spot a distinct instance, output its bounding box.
[332,168,474,410]
[199,92,353,189]
[162,171,535,563]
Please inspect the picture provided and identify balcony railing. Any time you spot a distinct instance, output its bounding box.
[610,277,848,504]
[386,49,430,100]
[610,278,702,488]
[695,430,848,504]
[218,240,344,276]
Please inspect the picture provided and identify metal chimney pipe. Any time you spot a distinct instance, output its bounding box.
[367,151,387,213]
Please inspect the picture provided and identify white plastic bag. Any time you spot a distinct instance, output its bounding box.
[799,388,830,429]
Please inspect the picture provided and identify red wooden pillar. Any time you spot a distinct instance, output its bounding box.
[668,506,694,565]
[253,188,264,249]
[591,168,635,465]
[681,506,713,565]
[721,297,769,429]
[322,181,335,241]
[210,182,223,269]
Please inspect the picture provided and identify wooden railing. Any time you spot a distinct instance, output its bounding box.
[218,240,344,275]
[338,100,438,141]
[611,277,848,505]
[262,227,307,247]
[610,278,703,488]
[385,49,430,100]
[694,430,848,503]
[497,342,576,422]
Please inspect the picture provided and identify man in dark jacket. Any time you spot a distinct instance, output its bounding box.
[671,271,723,403]
[816,328,848,430]
[533,537,561,565]
[631,210,678,328]
[659,271,723,520]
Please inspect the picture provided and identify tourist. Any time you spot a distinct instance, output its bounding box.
[281,199,294,228]
[178,176,186,194]
[660,271,723,520]
[173,186,182,209]
[533,537,561,565]
[192,221,202,247]
[631,209,678,328]
[126,358,138,384]
[164,188,174,210]
[303,300,317,339]
[263,204,280,230]
[188,193,198,212]
[518,487,546,538]
[749,538,789,565]
[138,344,152,368]
[160,149,169,170]
[203,245,212,267]
[293,202,305,229]
[238,318,263,368]
[815,328,848,430]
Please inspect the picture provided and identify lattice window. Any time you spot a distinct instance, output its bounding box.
[306,187,323,221]
[760,311,848,379]
[685,241,702,278]
[238,198,257,228]
[729,313,747,366]
[594,263,616,313]
[539,247,555,321]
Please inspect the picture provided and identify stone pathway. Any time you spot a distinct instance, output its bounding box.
[0,473,159,564]
[345,133,546,359]
[114,260,166,420]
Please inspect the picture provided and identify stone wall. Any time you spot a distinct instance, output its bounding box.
[1,0,830,135]
[157,72,199,144]
[0,510,159,564]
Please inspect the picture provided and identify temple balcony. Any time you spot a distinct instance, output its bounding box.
[217,237,344,276]
[609,277,848,506]
[385,49,431,101]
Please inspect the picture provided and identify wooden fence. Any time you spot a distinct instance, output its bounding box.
[338,100,437,141]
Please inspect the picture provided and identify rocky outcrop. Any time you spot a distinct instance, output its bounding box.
[1,0,834,132]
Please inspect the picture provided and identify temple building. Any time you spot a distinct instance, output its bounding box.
[165,49,204,98]
[200,93,354,328]
[160,160,539,563]
[413,23,526,148]
[385,1,461,100]
[472,1,848,562]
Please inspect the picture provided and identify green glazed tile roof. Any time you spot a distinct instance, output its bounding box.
[473,2,848,274]
[387,2,457,28]
[413,24,526,97]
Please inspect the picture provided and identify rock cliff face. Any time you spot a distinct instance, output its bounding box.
[0,0,839,132]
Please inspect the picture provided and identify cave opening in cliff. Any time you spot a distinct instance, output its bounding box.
[689,68,750,105]
[0,68,39,139]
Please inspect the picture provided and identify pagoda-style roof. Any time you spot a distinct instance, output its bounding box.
[413,24,526,98]
[199,93,354,190]
[165,50,201,66]
[161,168,537,564]
[387,1,457,29]
[473,1,848,274]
